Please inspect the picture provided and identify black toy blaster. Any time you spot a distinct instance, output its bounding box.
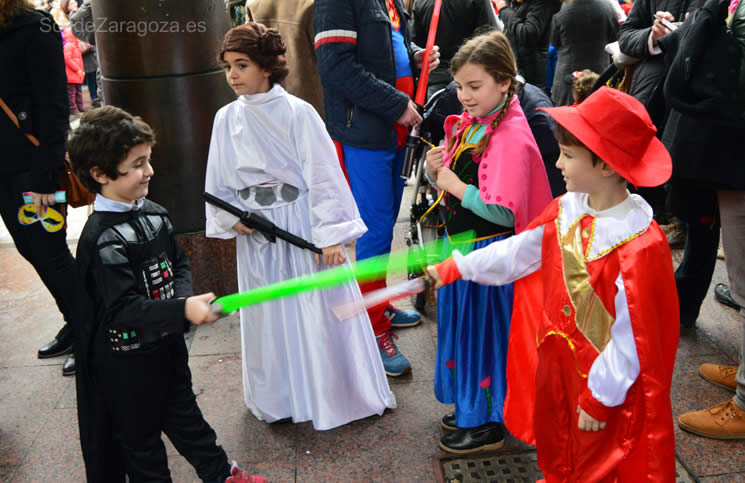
[203,192,322,255]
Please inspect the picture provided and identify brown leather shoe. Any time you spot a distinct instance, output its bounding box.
[678,400,745,439]
[699,363,737,392]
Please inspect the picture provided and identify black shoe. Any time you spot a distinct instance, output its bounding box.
[441,412,457,431]
[439,423,505,454]
[62,353,75,376]
[715,283,741,310]
[38,325,73,358]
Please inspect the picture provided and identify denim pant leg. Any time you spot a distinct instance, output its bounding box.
[85,72,98,101]
[718,190,745,409]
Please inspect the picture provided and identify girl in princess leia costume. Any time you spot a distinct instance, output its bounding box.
[205,23,396,430]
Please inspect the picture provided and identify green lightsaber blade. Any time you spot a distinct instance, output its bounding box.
[212,230,476,313]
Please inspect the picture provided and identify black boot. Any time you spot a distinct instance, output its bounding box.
[441,413,457,431]
[715,283,741,310]
[38,324,73,358]
[62,353,76,376]
[440,422,504,454]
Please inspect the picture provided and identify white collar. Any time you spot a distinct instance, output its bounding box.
[94,194,145,212]
[238,84,285,105]
[558,191,652,261]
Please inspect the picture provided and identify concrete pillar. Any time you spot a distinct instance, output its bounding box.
[93,0,238,295]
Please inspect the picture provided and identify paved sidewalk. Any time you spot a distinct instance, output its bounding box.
[1,184,744,481]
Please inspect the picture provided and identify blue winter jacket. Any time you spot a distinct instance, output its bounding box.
[314,0,421,149]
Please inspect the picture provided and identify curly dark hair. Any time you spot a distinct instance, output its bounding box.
[217,22,289,86]
[67,106,156,193]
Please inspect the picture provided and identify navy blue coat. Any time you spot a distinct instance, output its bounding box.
[314,0,421,149]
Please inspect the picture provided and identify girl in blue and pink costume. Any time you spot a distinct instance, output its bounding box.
[425,30,552,453]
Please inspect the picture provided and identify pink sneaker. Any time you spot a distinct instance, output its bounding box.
[225,461,267,483]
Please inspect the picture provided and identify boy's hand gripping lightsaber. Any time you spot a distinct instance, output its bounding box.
[400,0,443,179]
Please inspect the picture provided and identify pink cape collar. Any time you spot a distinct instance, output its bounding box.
[442,96,553,233]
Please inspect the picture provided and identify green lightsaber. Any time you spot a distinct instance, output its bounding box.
[211,230,476,314]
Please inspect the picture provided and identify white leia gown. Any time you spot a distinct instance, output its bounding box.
[205,85,396,430]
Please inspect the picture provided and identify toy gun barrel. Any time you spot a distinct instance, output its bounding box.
[203,192,322,254]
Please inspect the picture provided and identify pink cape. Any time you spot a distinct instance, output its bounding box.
[443,96,552,233]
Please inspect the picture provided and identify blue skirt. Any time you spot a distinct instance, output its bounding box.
[434,233,514,428]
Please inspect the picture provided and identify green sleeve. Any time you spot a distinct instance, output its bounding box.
[461,184,515,226]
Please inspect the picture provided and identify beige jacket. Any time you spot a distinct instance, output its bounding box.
[247,0,324,116]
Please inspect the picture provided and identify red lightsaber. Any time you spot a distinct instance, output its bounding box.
[414,0,442,105]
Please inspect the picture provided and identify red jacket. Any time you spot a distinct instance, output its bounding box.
[62,27,84,84]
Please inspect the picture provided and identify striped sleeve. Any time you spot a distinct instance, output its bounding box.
[314,29,358,49]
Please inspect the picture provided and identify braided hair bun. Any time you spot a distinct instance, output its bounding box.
[218,22,289,86]
[260,30,286,57]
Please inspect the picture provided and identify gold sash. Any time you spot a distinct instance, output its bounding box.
[559,217,615,353]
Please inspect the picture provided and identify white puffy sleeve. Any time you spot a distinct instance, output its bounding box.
[453,225,544,285]
[295,103,367,248]
[204,109,240,239]
[586,271,641,407]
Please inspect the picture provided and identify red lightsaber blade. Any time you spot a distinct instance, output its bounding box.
[414,0,443,106]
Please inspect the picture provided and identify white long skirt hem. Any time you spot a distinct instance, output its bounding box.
[236,196,396,431]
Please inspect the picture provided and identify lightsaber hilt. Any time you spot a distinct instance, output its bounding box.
[400,127,420,180]
[400,103,425,179]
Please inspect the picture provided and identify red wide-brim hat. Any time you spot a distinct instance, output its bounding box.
[539,86,672,187]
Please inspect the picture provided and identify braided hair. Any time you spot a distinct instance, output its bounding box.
[447,31,518,156]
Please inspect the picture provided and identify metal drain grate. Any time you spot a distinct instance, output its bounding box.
[441,452,542,483]
[441,451,697,482]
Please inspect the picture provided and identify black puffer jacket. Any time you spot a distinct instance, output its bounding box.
[0,9,69,193]
[500,0,561,88]
[618,0,703,110]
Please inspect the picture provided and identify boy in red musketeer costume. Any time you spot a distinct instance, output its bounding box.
[426,86,679,482]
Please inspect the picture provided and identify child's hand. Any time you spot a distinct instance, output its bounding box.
[577,405,607,431]
[185,292,220,326]
[436,167,467,199]
[425,264,444,290]
[233,221,256,235]
[426,146,445,181]
[315,244,346,265]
